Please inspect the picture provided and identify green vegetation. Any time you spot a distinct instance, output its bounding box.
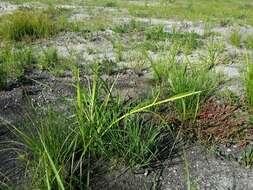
[244,35,253,49]
[145,26,202,54]
[9,66,198,189]
[245,54,253,107]
[229,30,241,48]
[0,45,72,89]
[112,19,147,33]
[148,45,220,121]
[0,45,35,88]
[201,38,225,67]
[240,147,253,168]
[1,0,253,189]
[86,0,253,26]
[0,8,68,41]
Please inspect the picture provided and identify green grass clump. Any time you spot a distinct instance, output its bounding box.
[137,41,158,52]
[149,45,220,121]
[244,36,253,49]
[167,61,219,121]
[230,30,241,47]
[245,54,253,107]
[107,114,162,167]
[38,48,72,76]
[112,19,147,33]
[201,38,225,67]
[145,26,202,54]
[145,25,169,41]
[0,45,73,90]
[239,147,253,168]
[9,65,198,189]
[0,8,68,41]
[0,45,36,89]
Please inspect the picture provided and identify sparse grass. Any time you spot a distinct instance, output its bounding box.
[200,38,225,67]
[0,45,73,90]
[0,45,36,89]
[80,16,112,33]
[137,41,158,52]
[110,38,124,62]
[1,0,253,188]
[145,25,169,41]
[245,53,253,107]
[5,0,253,26]
[183,151,199,190]
[230,30,241,48]
[7,65,199,189]
[244,35,253,49]
[112,19,147,33]
[0,8,68,41]
[148,45,220,121]
[38,48,73,76]
[239,147,253,168]
[145,26,202,54]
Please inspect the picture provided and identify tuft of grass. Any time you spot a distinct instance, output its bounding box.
[0,8,68,41]
[137,41,159,52]
[112,19,147,33]
[0,45,73,90]
[245,53,253,107]
[105,1,117,7]
[230,30,241,48]
[0,45,36,89]
[145,25,169,41]
[38,47,73,76]
[6,65,199,189]
[145,26,202,54]
[239,147,253,168]
[244,35,253,49]
[200,38,225,67]
[148,45,220,121]
[107,114,162,168]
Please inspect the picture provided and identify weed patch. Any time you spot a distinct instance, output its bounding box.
[0,8,68,41]
[148,45,220,121]
[0,45,36,89]
[245,54,253,107]
[244,35,253,49]
[112,19,147,33]
[230,30,241,48]
[145,26,202,54]
[0,45,73,90]
[8,66,198,189]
